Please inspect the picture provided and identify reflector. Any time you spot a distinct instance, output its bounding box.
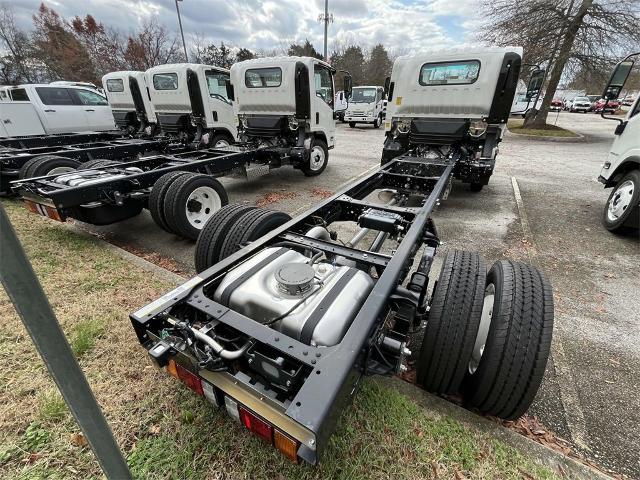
[174,362,203,396]
[166,359,179,379]
[239,407,273,443]
[274,429,299,463]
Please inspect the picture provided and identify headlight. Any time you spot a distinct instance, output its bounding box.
[368,109,374,115]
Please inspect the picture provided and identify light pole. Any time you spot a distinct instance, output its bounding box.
[175,0,188,62]
[318,0,334,62]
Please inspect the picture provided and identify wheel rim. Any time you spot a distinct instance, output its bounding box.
[469,283,495,375]
[309,146,325,171]
[48,166,77,175]
[185,186,221,229]
[214,138,230,148]
[607,179,634,222]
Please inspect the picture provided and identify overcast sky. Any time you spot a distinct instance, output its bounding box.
[10,0,481,54]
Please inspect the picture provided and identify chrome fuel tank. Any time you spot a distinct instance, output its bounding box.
[212,247,374,347]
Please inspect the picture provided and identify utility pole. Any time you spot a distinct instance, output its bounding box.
[318,0,334,62]
[175,0,188,62]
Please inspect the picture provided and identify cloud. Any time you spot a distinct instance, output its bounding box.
[9,0,480,53]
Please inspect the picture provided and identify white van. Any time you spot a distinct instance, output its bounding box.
[102,71,157,133]
[145,63,237,146]
[0,84,115,136]
[344,85,385,128]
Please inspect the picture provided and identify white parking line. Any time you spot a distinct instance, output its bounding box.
[511,176,591,452]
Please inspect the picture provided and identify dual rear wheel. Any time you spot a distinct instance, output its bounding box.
[416,250,554,420]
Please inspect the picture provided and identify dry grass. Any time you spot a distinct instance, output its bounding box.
[0,199,558,479]
[507,119,578,137]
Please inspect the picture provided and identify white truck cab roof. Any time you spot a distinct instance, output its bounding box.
[102,71,157,127]
[386,46,523,121]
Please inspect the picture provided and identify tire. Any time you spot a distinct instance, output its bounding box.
[463,260,554,420]
[28,155,81,177]
[470,182,484,192]
[19,155,79,179]
[373,115,382,128]
[301,138,328,177]
[79,159,119,170]
[219,208,291,261]
[163,173,229,240]
[194,204,256,273]
[349,122,356,128]
[602,170,639,234]
[210,133,233,148]
[149,171,191,233]
[416,251,487,394]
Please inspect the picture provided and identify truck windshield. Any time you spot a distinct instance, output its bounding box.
[350,88,376,103]
[205,70,231,103]
[419,60,480,86]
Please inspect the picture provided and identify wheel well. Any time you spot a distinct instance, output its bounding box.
[312,132,327,146]
[609,158,640,186]
[210,129,234,141]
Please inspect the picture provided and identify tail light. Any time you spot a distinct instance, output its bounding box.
[237,403,299,462]
[273,429,299,463]
[166,359,203,396]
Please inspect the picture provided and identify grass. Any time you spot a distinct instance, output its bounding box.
[507,119,578,137]
[0,199,559,479]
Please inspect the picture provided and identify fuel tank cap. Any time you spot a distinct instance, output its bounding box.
[275,263,315,295]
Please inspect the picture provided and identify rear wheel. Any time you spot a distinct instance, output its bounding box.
[470,182,484,192]
[210,133,233,148]
[416,250,487,394]
[301,138,328,177]
[163,173,228,240]
[19,155,80,179]
[219,208,291,261]
[149,171,190,233]
[194,204,256,273]
[462,260,554,420]
[373,114,382,128]
[602,170,639,234]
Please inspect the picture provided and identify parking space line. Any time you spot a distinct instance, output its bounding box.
[511,176,591,452]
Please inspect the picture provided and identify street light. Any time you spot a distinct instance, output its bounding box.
[318,0,334,62]
[175,0,188,62]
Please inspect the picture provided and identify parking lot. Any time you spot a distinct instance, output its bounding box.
[79,112,639,477]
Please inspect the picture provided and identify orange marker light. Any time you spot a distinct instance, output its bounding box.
[274,429,299,463]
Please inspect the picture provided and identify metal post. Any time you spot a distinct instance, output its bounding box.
[0,205,132,480]
[175,0,188,62]
[323,0,329,61]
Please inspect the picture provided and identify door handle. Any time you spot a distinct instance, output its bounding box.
[85,109,95,112]
[44,109,56,112]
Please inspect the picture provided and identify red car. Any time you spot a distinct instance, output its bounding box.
[593,98,620,113]
[550,99,563,111]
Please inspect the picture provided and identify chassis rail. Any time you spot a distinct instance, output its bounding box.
[0,130,123,149]
[130,149,457,464]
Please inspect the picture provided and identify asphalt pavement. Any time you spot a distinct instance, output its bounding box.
[81,113,639,477]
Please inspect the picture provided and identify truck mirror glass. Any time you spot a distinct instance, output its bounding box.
[383,76,390,97]
[225,81,235,102]
[602,60,634,101]
[343,75,352,99]
[525,69,545,100]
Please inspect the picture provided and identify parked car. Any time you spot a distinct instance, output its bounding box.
[0,84,115,137]
[594,98,620,113]
[568,96,592,112]
[621,96,636,106]
[550,99,563,111]
[586,94,600,111]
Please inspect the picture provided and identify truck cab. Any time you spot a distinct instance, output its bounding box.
[344,86,385,128]
[382,47,524,190]
[102,71,157,135]
[597,55,640,233]
[145,63,236,147]
[0,84,115,136]
[229,56,350,176]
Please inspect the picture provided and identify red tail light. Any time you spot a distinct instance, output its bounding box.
[238,407,273,442]
[171,360,203,396]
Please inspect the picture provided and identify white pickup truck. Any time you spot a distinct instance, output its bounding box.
[0,84,115,137]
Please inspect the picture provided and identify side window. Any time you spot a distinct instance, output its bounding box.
[205,70,231,102]
[419,60,480,86]
[10,88,30,101]
[245,68,282,88]
[153,73,178,90]
[106,79,124,92]
[314,65,333,107]
[75,89,109,106]
[35,87,75,105]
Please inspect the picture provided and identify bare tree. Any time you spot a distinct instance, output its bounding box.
[0,4,35,83]
[71,14,125,79]
[123,18,180,70]
[477,0,640,128]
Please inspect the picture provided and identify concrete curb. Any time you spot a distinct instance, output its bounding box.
[505,129,587,143]
[64,224,612,479]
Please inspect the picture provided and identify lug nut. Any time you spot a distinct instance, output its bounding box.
[402,347,412,357]
[399,364,408,373]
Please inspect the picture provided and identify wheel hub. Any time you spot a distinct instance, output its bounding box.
[309,146,325,170]
[185,186,221,228]
[607,179,634,222]
[469,283,495,375]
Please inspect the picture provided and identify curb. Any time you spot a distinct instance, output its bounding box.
[65,223,611,479]
[376,377,611,480]
[505,129,587,143]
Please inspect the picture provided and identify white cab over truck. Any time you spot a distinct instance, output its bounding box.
[597,55,640,233]
[383,47,526,191]
[229,56,351,176]
[102,71,157,134]
[0,84,115,137]
[344,86,385,128]
[146,63,236,147]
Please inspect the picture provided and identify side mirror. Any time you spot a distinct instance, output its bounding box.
[602,60,634,101]
[383,76,390,97]
[343,74,352,99]
[526,69,545,100]
[225,81,235,102]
